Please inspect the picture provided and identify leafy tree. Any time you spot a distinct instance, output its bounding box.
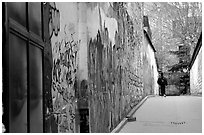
[144,2,202,93]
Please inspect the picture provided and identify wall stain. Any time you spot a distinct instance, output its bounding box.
[49,2,60,38]
[88,3,144,132]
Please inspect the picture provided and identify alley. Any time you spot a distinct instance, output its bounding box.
[119,96,202,133]
[2,2,202,133]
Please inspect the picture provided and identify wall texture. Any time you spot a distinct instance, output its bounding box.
[48,2,158,133]
[87,3,144,132]
[50,2,79,133]
[190,46,202,94]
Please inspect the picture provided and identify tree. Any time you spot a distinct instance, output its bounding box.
[144,2,202,93]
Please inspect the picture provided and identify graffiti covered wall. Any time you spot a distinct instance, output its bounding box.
[49,3,80,133]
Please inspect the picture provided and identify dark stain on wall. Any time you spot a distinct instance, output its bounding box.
[78,80,89,133]
[88,3,144,132]
[49,2,60,38]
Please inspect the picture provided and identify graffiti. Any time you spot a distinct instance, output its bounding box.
[51,24,80,132]
[49,2,60,38]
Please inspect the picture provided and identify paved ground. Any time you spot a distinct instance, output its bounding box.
[119,96,202,133]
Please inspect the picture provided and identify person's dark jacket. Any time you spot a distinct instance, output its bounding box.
[157,77,167,91]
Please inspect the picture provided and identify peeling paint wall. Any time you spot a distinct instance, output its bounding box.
[87,2,144,132]
[190,46,202,94]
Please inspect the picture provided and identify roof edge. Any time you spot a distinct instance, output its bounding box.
[144,29,156,52]
[189,33,202,70]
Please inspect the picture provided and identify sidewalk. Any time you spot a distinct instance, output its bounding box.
[115,95,202,133]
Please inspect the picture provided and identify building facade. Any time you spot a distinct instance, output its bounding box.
[189,33,202,95]
[143,18,159,96]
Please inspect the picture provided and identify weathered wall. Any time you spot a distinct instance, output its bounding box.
[50,2,79,133]
[190,46,202,94]
[87,2,144,132]
[143,33,159,96]
[48,2,158,133]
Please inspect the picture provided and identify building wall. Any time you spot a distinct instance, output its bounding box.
[190,46,202,94]
[143,34,159,96]
[2,2,159,133]
[50,2,80,133]
[87,3,144,132]
[48,2,157,133]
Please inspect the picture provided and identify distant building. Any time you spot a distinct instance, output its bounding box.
[143,16,159,96]
[189,33,202,95]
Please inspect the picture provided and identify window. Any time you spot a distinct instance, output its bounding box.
[4,2,45,133]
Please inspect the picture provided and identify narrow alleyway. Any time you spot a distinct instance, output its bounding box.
[2,2,202,133]
[119,96,202,133]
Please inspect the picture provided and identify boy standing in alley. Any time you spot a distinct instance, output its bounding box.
[157,72,168,97]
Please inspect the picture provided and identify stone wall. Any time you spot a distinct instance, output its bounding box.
[190,46,202,94]
[87,2,144,132]
[48,2,157,133]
